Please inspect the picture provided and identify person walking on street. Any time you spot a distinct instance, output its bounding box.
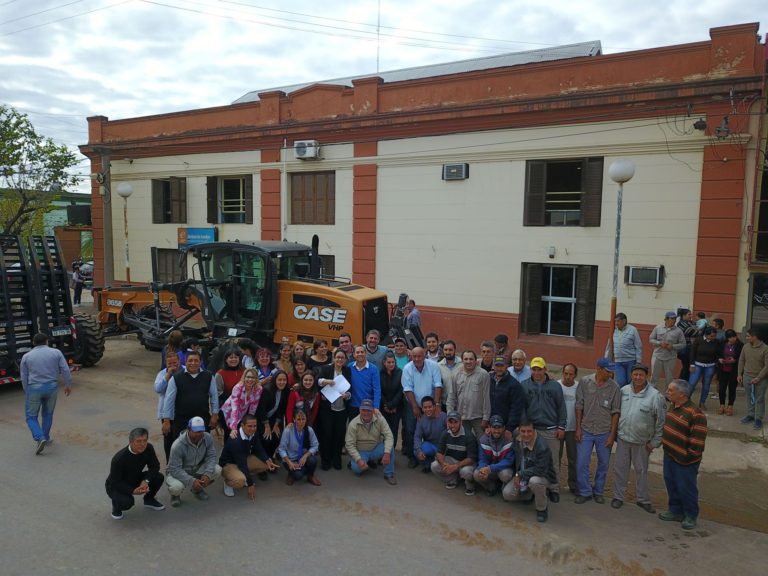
[737,327,768,430]
[20,332,73,454]
[71,265,85,306]
[608,313,643,387]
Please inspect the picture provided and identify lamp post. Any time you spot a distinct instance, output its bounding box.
[116,183,133,283]
[607,160,636,360]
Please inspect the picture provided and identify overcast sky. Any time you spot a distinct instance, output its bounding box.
[1,0,764,184]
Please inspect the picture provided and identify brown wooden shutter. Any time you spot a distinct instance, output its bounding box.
[151,180,164,224]
[521,263,543,334]
[244,175,253,224]
[524,161,547,226]
[580,157,604,227]
[326,172,336,224]
[291,173,303,224]
[170,177,187,223]
[574,265,598,341]
[206,176,218,224]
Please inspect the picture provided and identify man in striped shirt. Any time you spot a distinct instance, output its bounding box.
[659,379,707,530]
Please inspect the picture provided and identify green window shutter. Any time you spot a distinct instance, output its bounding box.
[244,175,254,225]
[151,180,164,224]
[524,161,547,226]
[170,177,187,224]
[206,177,218,224]
[580,157,604,227]
[574,265,598,341]
[521,263,543,334]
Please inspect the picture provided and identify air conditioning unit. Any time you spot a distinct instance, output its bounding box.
[442,163,469,180]
[624,265,665,287]
[294,140,320,160]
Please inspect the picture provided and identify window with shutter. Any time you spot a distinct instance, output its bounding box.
[205,175,252,224]
[521,263,543,334]
[524,158,604,227]
[151,178,187,223]
[520,263,598,340]
[290,171,336,225]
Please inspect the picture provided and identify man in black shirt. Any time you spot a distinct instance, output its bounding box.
[105,428,165,520]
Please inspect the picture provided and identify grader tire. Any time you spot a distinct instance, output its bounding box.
[73,313,105,367]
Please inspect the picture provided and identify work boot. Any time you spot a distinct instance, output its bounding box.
[681,516,697,530]
[658,510,684,522]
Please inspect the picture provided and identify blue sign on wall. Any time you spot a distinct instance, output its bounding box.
[178,227,217,248]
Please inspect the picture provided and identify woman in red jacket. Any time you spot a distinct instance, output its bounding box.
[286,371,320,428]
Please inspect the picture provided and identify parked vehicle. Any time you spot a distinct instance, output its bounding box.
[0,235,105,386]
[93,235,422,369]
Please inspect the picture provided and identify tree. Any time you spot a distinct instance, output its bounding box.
[0,104,81,236]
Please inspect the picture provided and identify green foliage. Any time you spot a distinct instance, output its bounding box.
[0,104,81,235]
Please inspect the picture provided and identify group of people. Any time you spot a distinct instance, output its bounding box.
[98,323,719,529]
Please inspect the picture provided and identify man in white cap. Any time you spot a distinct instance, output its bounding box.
[165,416,221,507]
[649,312,686,391]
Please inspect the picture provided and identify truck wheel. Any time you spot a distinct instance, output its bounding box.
[73,313,105,367]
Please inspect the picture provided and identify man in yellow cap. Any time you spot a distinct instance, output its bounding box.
[520,356,566,501]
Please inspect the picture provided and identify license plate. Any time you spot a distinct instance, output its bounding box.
[51,327,71,337]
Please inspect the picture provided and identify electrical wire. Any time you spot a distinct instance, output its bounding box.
[0,0,131,36]
[0,0,85,27]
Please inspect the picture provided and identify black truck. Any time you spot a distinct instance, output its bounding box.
[0,235,104,386]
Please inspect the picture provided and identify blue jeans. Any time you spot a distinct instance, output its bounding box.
[576,430,611,497]
[25,382,59,441]
[350,442,395,477]
[416,441,437,470]
[688,365,715,405]
[663,455,700,518]
[613,361,635,387]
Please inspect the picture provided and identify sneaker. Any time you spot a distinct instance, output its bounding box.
[740,415,754,424]
[536,509,548,522]
[385,475,398,486]
[170,495,181,507]
[35,439,47,455]
[753,419,763,430]
[636,502,656,514]
[111,506,123,520]
[594,495,605,504]
[407,458,419,469]
[658,510,684,522]
[193,488,209,501]
[611,499,623,509]
[143,498,165,511]
[223,485,235,497]
[465,486,476,496]
[548,490,560,504]
[681,516,697,530]
[574,495,592,504]
[445,480,458,490]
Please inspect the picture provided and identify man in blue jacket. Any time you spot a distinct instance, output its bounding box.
[219,414,278,500]
[473,415,515,496]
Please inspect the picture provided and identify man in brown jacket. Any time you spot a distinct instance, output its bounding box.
[737,327,768,430]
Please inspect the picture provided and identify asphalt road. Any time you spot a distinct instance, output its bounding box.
[1,335,766,576]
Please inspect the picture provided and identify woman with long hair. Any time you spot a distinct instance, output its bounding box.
[274,340,294,373]
[288,357,310,387]
[238,338,257,369]
[161,330,184,369]
[214,347,245,435]
[688,326,721,410]
[257,369,290,466]
[717,329,743,415]
[286,371,320,427]
[380,351,404,450]
[292,341,307,364]
[316,348,351,470]
[222,368,263,436]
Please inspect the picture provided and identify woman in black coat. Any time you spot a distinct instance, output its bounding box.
[379,351,404,449]
[717,329,743,415]
[316,348,352,470]
[256,369,291,464]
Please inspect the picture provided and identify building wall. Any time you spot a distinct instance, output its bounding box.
[83,23,764,366]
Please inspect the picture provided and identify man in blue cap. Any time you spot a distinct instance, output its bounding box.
[574,357,621,504]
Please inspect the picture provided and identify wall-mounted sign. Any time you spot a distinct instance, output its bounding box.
[178,227,217,248]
